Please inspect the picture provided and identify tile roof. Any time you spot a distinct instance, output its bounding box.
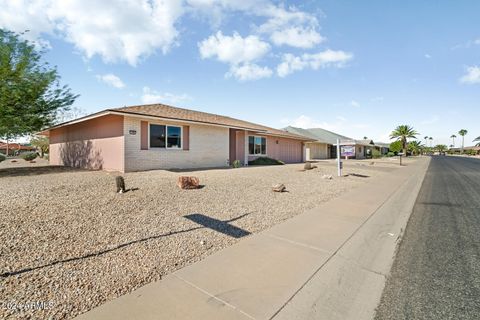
[283,126,352,145]
[109,104,311,140]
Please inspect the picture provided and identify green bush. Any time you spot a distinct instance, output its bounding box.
[0,153,5,162]
[386,152,395,157]
[232,159,241,168]
[372,149,382,159]
[248,157,284,166]
[21,152,37,161]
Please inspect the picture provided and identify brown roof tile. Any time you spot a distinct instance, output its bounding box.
[110,103,311,141]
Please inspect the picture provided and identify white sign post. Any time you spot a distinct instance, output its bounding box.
[337,139,342,177]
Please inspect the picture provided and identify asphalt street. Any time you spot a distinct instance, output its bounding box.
[375,156,480,319]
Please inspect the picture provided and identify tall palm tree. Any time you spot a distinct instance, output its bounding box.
[429,137,433,147]
[474,136,480,147]
[424,136,428,146]
[458,129,468,153]
[450,134,457,147]
[390,125,419,155]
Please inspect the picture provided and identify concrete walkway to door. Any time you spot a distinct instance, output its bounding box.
[76,157,430,320]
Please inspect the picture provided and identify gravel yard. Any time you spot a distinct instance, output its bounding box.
[0,162,391,319]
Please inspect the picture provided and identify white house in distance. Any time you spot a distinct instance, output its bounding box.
[284,126,388,160]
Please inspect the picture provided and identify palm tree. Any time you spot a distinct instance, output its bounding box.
[390,125,419,155]
[458,129,468,153]
[474,136,480,147]
[435,144,448,153]
[424,136,428,146]
[450,134,457,147]
[429,137,433,147]
[408,141,423,156]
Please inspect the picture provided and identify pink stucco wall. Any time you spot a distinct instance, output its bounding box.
[49,114,124,172]
[245,132,304,164]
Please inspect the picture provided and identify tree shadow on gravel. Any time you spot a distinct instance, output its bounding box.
[0,213,251,278]
[0,166,87,178]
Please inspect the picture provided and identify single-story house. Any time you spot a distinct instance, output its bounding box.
[0,141,36,156]
[374,142,390,155]
[283,127,376,160]
[39,104,312,172]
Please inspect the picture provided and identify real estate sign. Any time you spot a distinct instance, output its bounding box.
[341,145,356,157]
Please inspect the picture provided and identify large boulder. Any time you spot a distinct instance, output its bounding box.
[177,176,200,189]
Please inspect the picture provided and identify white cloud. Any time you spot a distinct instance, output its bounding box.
[371,96,384,102]
[198,31,270,65]
[270,26,324,48]
[475,38,480,45]
[460,66,480,84]
[0,0,183,66]
[227,63,273,81]
[424,53,431,59]
[350,100,360,108]
[95,74,125,88]
[198,31,272,81]
[277,50,353,77]
[141,87,191,104]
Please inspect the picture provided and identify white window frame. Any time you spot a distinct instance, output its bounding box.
[248,135,267,156]
[148,123,183,150]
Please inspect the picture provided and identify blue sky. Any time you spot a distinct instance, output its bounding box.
[1,0,479,146]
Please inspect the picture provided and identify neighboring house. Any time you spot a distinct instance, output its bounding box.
[283,126,376,160]
[39,104,311,172]
[374,142,390,155]
[0,141,36,156]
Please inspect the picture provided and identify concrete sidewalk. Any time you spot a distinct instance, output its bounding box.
[77,157,430,320]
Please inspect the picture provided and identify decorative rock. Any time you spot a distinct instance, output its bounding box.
[177,176,200,189]
[115,176,126,193]
[272,183,286,192]
[322,174,333,180]
[304,162,312,170]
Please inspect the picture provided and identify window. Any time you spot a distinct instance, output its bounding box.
[167,126,181,148]
[150,124,182,149]
[150,124,166,148]
[249,136,266,155]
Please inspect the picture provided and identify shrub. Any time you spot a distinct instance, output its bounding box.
[0,153,5,162]
[232,159,241,168]
[248,157,284,166]
[44,154,49,160]
[386,152,395,157]
[21,152,37,161]
[372,149,382,159]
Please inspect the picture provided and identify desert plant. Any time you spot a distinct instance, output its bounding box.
[248,157,284,166]
[389,140,403,154]
[408,141,423,156]
[21,152,37,161]
[232,159,241,168]
[390,125,418,155]
[0,153,5,162]
[372,149,382,159]
[30,136,49,157]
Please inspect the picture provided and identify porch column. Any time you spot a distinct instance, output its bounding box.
[244,131,248,166]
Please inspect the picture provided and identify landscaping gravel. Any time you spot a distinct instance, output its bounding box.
[0,163,386,319]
